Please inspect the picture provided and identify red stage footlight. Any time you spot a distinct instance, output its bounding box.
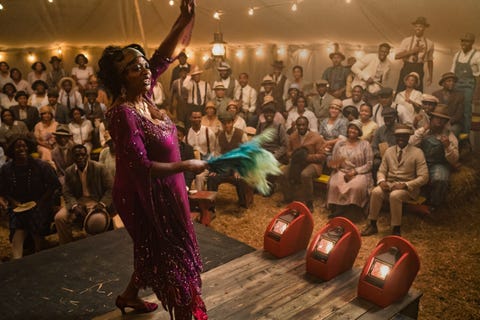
[264,201,314,258]
[306,217,361,281]
[358,236,420,307]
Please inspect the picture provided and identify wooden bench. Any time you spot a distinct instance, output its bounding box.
[97,250,422,319]
[189,190,217,226]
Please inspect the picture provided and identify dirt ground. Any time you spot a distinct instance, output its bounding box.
[1,176,479,319]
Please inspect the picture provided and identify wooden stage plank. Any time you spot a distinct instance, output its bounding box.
[96,249,422,320]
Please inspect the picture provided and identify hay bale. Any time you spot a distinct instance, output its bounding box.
[447,153,480,208]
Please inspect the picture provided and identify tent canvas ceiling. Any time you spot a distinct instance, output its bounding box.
[0,0,479,52]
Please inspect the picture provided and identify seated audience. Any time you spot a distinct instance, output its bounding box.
[410,104,459,212]
[361,124,429,237]
[0,135,60,258]
[258,96,286,125]
[256,102,288,164]
[371,107,398,179]
[10,91,39,131]
[46,56,68,89]
[27,61,48,85]
[34,105,58,162]
[68,107,93,153]
[309,79,334,122]
[0,61,13,89]
[342,85,365,110]
[256,75,276,117]
[284,83,300,117]
[413,94,438,129]
[28,80,49,109]
[319,99,348,153]
[208,112,253,209]
[46,88,70,124]
[322,51,349,99]
[327,120,373,217]
[186,109,217,190]
[212,84,229,115]
[1,83,18,109]
[0,109,30,148]
[84,74,109,107]
[201,101,222,136]
[359,103,378,142]
[286,95,318,134]
[234,72,257,127]
[342,105,360,121]
[51,125,74,184]
[71,54,94,93]
[372,87,413,126]
[175,122,195,190]
[10,68,32,94]
[54,144,114,244]
[99,137,116,180]
[83,89,106,123]
[394,72,423,117]
[226,100,247,132]
[432,72,464,136]
[281,116,326,212]
[58,77,83,110]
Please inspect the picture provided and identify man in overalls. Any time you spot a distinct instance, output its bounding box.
[451,33,480,133]
[395,17,434,92]
[410,105,459,212]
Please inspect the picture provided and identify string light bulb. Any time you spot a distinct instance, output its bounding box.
[346,0,351,3]
[299,49,309,59]
[57,47,62,55]
[48,0,54,3]
[213,11,221,20]
[291,1,298,12]
[169,0,174,6]
[248,7,254,16]
[202,54,210,62]
[27,52,36,63]
[235,49,244,59]
[0,3,4,10]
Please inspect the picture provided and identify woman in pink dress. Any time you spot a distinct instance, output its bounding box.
[99,1,207,319]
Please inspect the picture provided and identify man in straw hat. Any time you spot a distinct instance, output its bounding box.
[372,87,413,127]
[54,144,114,244]
[212,83,229,115]
[450,32,480,133]
[413,93,438,129]
[395,17,434,92]
[51,124,74,182]
[410,104,459,212]
[214,61,238,99]
[432,72,465,136]
[183,66,211,117]
[322,51,350,99]
[362,124,429,237]
[256,75,276,114]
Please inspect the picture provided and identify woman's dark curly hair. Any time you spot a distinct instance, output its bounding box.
[97,43,146,101]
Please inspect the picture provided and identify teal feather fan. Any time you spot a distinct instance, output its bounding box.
[207,128,282,195]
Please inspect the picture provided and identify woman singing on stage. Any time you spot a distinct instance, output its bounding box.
[98,1,208,319]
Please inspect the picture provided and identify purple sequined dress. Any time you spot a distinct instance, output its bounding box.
[107,51,206,319]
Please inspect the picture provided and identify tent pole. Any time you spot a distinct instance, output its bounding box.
[133,0,148,56]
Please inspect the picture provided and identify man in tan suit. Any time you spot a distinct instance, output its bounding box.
[361,124,429,237]
[281,116,326,212]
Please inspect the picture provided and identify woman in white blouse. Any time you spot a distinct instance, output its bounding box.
[71,54,94,93]
[68,107,93,153]
[27,62,48,85]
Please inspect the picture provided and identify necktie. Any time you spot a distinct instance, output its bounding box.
[412,39,421,62]
[397,149,403,162]
[239,88,243,102]
[66,94,71,109]
[196,82,201,105]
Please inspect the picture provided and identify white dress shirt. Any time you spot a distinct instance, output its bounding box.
[234,84,257,113]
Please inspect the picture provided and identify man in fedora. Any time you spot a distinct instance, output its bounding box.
[361,124,429,237]
[256,75,276,114]
[46,88,70,124]
[170,51,191,88]
[234,72,257,127]
[395,17,434,92]
[51,125,74,183]
[54,144,113,244]
[46,56,68,89]
[351,43,392,95]
[432,72,465,136]
[183,66,211,120]
[410,104,459,212]
[214,61,238,99]
[450,32,480,133]
[308,79,334,122]
[322,51,350,99]
[268,60,288,103]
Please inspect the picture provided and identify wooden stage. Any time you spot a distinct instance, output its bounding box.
[97,250,421,320]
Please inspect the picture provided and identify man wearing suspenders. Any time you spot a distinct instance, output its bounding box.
[451,33,480,133]
[395,17,434,93]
